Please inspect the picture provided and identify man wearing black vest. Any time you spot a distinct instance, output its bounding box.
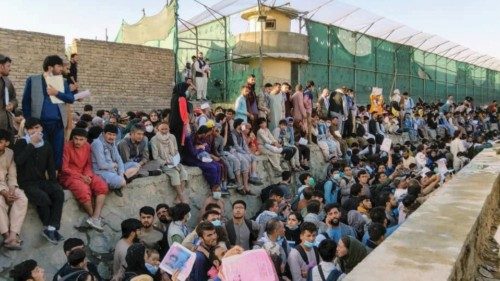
[225,200,260,250]
[194,51,208,101]
[0,54,18,133]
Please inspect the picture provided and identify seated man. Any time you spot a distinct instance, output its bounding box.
[59,128,108,231]
[53,238,102,281]
[150,122,188,203]
[14,118,64,244]
[0,129,28,250]
[117,124,161,178]
[92,124,136,197]
[138,206,163,250]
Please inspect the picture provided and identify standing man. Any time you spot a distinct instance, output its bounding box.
[137,206,163,250]
[69,54,78,87]
[194,51,208,101]
[112,218,142,281]
[22,55,75,168]
[189,221,218,281]
[59,128,108,231]
[14,118,64,244]
[0,129,28,250]
[0,54,18,133]
[225,200,260,250]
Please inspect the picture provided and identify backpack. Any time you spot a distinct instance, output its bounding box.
[57,270,87,281]
[290,188,304,211]
[296,245,319,266]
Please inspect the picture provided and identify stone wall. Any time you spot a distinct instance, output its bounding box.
[0,28,65,102]
[0,145,328,279]
[72,39,174,113]
[344,146,500,281]
[0,28,174,113]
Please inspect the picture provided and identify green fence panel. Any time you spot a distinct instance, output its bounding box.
[411,77,424,98]
[356,70,376,105]
[306,22,330,64]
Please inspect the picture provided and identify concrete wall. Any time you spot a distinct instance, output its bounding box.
[0,145,328,279]
[72,39,174,113]
[0,28,174,113]
[345,146,500,281]
[0,28,65,103]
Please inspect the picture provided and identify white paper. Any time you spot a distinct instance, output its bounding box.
[220,249,279,281]
[74,90,91,100]
[159,242,196,281]
[380,137,392,153]
[4,87,9,106]
[298,137,308,145]
[45,75,65,104]
[167,153,181,168]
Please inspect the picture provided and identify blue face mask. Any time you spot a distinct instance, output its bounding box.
[211,220,222,227]
[145,263,158,275]
[303,241,315,249]
[277,236,284,244]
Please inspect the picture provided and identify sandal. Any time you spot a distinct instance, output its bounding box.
[235,189,247,196]
[4,241,22,250]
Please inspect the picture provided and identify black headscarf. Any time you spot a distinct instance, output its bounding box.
[169,82,191,147]
[125,243,151,277]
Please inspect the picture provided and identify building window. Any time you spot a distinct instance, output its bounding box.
[265,19,276,30]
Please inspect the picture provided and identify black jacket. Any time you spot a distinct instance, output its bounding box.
[14,139,56,185]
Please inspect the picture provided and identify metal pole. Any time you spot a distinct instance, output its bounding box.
[327,25,332,89]
[258,0,264,87]
[223,16,229,101]
[174,0,179,83]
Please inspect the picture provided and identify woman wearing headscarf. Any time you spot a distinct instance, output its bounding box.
[183,125,222,189]
[169,83,191,149]
[336,235,367,274]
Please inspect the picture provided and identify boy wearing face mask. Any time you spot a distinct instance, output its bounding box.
[287,222,319,281]
[144,249,160,276]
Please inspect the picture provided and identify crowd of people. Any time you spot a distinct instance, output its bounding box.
[1,52,499,281]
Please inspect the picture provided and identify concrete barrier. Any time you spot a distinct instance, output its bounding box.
[0,145,328,279]
[345,146,500,281]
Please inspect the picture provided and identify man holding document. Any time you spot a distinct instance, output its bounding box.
[22,55,75,169]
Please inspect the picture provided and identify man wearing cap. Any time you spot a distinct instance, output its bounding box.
[53,237,102,281]
[0,54,18,133]
[196,102,212,128]
[59,128,108,231]
[151,122,188,203]
[92,124,136,197]
[117,124,161,179]
[10,260,45,281]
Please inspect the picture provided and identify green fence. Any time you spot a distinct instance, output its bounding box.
[177,19,261,102]
[298,20,500,105]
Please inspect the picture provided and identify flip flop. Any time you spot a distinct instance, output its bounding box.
[4,241,22,250]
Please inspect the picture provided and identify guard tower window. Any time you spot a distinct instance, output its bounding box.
[265,19,276,30]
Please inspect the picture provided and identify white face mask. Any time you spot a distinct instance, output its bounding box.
[213,191,222,200]
[145,125,154,133]
[185,212,192,221]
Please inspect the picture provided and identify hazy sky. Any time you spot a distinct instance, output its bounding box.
[1,0,499,59]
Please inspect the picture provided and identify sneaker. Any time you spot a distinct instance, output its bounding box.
[87,217,104,231]
[149,169,162,176]
[249,177,263,186]
[226,180,238,189]
[221,187,230,196]
[54,230,65,242]
[41,229,58,245]
[113,189,123,197]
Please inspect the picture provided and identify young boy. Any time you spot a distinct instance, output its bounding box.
[0,129,28,250]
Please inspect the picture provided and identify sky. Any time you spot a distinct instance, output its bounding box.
[1,0,499,59]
